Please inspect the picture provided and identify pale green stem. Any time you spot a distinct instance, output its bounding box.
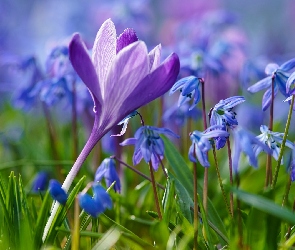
[272,95,294,189]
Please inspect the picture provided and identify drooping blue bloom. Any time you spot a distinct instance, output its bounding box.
[210,96,245,149]
[169,76,201,110]
[49,179,68,205]
[120,126,179,171]
[162,102,200,126]
[95,158,121,193]
[189,125,229,167]
[289,148,295,182]
[247,58,295,111]
[254,125,294,164]
[78,184,112,218]
[232,127,272,172]
[32,171,49,193]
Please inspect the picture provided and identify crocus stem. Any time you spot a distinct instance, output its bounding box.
[42,102,63,181]
[43,117,102,242]
[272,95,294,189]
[113,157,165,190]
[200,78,208,214]
[148,161,163,220]
[265,77,275,187]
[226,138,234,216]
[193,159,198,250]
[212,145,232,217]
[72,80,78,160]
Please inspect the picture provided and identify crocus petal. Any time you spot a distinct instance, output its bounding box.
[116,28,138,53]
[69,34,102,112]
[119,53,180,119]
[101,41,149,127]
[148,44,162,72]
[279,58,295,71]
[247,76,272,93]
[92,19,116,99]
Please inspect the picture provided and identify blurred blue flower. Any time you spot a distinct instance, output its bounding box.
[78,184,112,218]
[289,148,295,182]
[32,171,49,193]
[95,158,121,193]
[189,125,229,167]
[210,96,245,149]
[247,58,295,111]
[163,102,200,126]
[169,75,201,110]
[254,125,294,164]
[49,179,68,205]
[120,126,179,171]
[232,127,271,172]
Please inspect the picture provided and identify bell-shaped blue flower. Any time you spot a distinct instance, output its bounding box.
[49,179,68,205]
[95,158,121,193]
[189,125,229,167]
[247,58,295,111]
[232,127,272,172]
[32,171,49,193]
[78,184,112,218]
[210,96,245,149]
[120,126,179,171]
[170,76,201,110]
[254,125,294,164]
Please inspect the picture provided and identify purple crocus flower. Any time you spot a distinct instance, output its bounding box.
[78,183,112,218]
[247,58,295,111]
[43,19,179,240]
[95,158,121,193]
[189,125,229,167]
[49,179,68,205]
[232,127,271,172]
[120,126,179,171]
[210,96,245,149]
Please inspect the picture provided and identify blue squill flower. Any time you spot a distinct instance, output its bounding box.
[32,171,49,193]
[254,125,294,164]
[120,126,179,171]
[247,58,295,111]
[210,96,245,149]
[189,125,229,167]
[169,76,201,110]
[95,158,121,193]
[289,148,295,182]
[44,19,180,240]
[78,183,112,218]
[232,127,272,172]
[49,179,68,205]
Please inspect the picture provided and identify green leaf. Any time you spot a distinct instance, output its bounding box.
[162,177,175,224]
[92,226,121,250]
[233,189,295,224]
[163,136,228,244]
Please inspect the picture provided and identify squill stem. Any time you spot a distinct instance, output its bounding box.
[282,176,291,207]
[148,161,163,220]
[226,138,234,216]
[113,157,165,190]
[212,145,232,217]
[265,77,275,187]
[42,102,63,181]
[201,78,208,213]
[272,95,294,189]
[236,173,243,249]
